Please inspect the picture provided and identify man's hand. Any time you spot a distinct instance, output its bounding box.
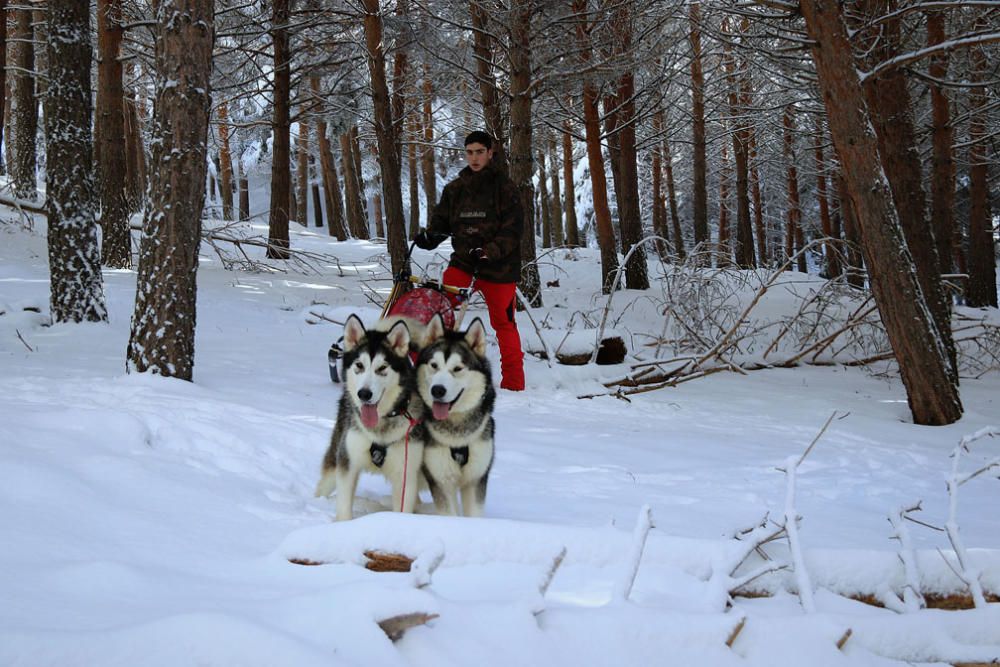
[470,247,488,261]
[414,229,448,250]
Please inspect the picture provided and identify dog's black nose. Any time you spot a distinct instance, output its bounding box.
[357,387,373,402]
[431,384,447,399]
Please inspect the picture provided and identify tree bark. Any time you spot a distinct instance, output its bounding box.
[96,0,131,269]
[813,121,839,278]
[408,111,420,239]
[718,140,732,267]
[574,0,619,292]
[799,0,962,425]
[420,65,437,227]
[340,128,368,239]
[11,6,36,200]
[664,134,684,260]
[0,0,6,176]
[361,0,407,274]
[857,0,956,381]
[782,105,804,272]
[127,0,213,381]
[749,133,765,265]
[312,79,346,239]
[548,136,563,247]
[267,0,291,259]
[46,0,106,324]
[836,172,866,289]
[724,19,754,269]
[469,0,507,173]
[562,122,580,247]
[965,15,997,308]
[538,148,551,249]
[651,110,667,259]
[688,1,708,255]
[510,0,541,306]
[217,102,235,221]
[238,158,250,221]
[926,11,956,277]
[296,109,310,226]
[124,69,148,213]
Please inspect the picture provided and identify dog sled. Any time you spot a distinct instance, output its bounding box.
[328,242,475,383]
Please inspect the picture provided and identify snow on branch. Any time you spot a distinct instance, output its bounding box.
[943,427,1000,609]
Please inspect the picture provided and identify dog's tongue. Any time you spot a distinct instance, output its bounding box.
[360,404,380,429]
[432,401,451,421]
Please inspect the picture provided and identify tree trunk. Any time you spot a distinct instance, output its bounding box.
[800,0,962,425]
[238,158,250,221]
[538,148,551,249]
[96,0,130,269]
[724,19,755,268]
[783,105,804,271]
[664,135,684,260]
[340,129,367,239]
[717,140,731,267]
[651,110,667,259]
[310,78,344,238]
[217,101,235,220]
[0,0,6,176]
[11,6,36,200]
[813,121,839,278]
[926,11,955,277]
[574,0,619,293]
[857,0,956,381]
[510,0,541,306]
[421,65,437,227]
[548,136,563,247]
[267,0,291,259]
[127,0,213,381]
[966,15,997,308]
[562,122,580,247]
[688,1,708,254]
[361,1,407,273]
[46,0,106,324]
[124,70,148,213]
[406,111,418,238]
[313,84,347,239]
[836,172,866,289]
[749,133,765,265]
[468,0,507,173]
[296,111,309,226]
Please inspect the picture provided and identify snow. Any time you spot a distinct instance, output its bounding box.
[2,211,1000,666]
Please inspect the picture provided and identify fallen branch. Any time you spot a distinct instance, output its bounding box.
[377,612,438,641]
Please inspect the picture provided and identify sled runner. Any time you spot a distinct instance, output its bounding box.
[328,242,475,383]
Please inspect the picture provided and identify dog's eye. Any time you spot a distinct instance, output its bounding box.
[429,362,439,370]
[453,365,464,373]
[353,362,364,373]
[375,364,389,375]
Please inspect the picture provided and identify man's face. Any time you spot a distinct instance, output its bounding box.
[464,142,493,172]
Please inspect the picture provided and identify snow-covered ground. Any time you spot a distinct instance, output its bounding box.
[2,213,998,666]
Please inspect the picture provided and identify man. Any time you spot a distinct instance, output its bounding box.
[414,131,525,392]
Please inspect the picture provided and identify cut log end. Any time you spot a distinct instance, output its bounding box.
[364,550,414,572]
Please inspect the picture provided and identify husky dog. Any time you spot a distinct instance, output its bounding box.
[315,314,427,521]
[416,314,496,517]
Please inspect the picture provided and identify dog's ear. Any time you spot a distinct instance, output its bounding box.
[425,313,446,345]
[343,314,366,351]
[385,319,411,357]
[465,318,487,357]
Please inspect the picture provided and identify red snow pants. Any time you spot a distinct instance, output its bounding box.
[443,266,525,391]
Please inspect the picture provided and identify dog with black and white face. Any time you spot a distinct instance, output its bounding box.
[315,314,427,521]
[416,314,496,517]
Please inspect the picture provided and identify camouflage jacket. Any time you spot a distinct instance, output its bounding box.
[429,164,523,283]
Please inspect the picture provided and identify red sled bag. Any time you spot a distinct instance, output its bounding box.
[388,287,456,330]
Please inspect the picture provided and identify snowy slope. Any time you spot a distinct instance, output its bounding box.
[1,215,999,666]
